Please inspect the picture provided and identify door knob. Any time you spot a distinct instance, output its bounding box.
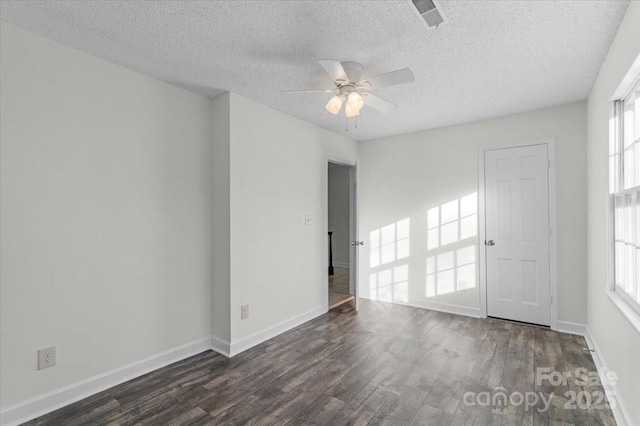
[486,240,495,246]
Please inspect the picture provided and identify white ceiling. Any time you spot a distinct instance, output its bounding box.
[0,0,630,141]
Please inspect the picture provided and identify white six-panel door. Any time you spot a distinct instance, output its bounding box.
[484,144,551,326]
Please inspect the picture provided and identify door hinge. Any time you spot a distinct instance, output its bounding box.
[547,159,551,169]
[548,227,552,237]
[549,295,553,305]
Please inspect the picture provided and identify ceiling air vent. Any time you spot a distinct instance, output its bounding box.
[410,0,447,30]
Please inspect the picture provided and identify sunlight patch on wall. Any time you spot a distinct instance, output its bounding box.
[426,244,476,297]
[370,218,410,267]
[368,218,410,303]
[369,264,409,303]
[424,192,478,298]
[427,193,477,250]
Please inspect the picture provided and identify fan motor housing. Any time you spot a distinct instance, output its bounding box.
[338,84,357,95]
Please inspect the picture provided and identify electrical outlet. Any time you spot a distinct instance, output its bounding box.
[241,304,249,320]
[305,214,314,226]
[38,346,56,370]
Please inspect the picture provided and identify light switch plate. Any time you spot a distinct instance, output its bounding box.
[241,304,249,320]
[305,214,314,226]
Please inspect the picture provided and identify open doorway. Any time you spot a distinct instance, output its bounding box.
[328,161,358,310]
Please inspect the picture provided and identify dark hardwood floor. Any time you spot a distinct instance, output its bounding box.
[24,300,615,425]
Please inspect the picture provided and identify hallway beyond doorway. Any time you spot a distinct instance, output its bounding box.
[329,266,353,309]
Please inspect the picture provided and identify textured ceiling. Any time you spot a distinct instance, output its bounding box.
[0,0,630,141]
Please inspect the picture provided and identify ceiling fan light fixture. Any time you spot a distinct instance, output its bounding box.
[345,101,360,118]
[325,95,343,115]
[284,59,414,119]
[347,91,364,112]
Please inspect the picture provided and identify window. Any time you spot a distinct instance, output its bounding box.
[610,76,640,314]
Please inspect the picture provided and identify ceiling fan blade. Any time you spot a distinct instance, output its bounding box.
[281,89,336,94]
[361,68,415,89]
[363,93,396,113]
[318,60,349,83]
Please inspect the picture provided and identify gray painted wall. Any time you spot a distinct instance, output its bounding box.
[328,165,350,266]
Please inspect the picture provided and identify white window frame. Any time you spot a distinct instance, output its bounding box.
[606,55,640,334]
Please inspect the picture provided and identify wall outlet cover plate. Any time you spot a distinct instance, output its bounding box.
[38,346,56,370]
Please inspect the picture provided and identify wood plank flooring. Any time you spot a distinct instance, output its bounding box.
[24,300,616,425]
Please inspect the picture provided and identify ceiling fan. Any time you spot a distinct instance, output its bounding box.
[282,60,415,118]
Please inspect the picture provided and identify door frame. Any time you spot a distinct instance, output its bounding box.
[324,156,359,312]
[478,137,558,330]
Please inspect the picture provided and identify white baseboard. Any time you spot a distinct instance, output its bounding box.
[210,336,230,357]
[0,307,328,426]
[0,305,329,426]
[554,322,631,425]
[543,321,631,425]
[0,337,211,426]
[11,310,628,426]
[399,298,483,318]
[358,296,482,318]
[332,261,349,269]
[229,306,326,356]
[557,321,587,335]
[583,326,631,426]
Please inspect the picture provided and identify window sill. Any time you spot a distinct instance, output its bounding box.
[605,289,640,335]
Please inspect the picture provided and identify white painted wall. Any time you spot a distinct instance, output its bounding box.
[586,2,640,424]
[0,22,213,408]
[7,4,637,422]
[211,93,231,343]
[358,102,587,323]
[228,93,357,342]
[328,165,351,266]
